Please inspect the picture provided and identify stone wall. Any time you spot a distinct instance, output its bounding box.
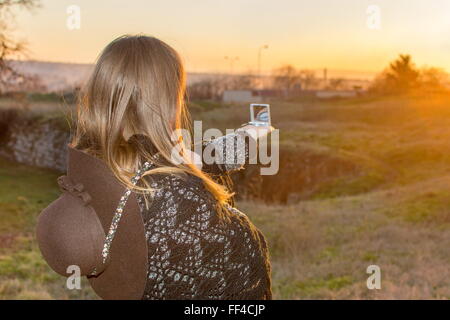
[0,116,70,172]
[0,112,370,204]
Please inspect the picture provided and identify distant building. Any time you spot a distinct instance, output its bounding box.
[222,89,283,103]
[222,90,258,103]
[315,90,359,99]
[222,88,364,102]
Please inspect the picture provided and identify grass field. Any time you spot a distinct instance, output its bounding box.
[1,94,450,299]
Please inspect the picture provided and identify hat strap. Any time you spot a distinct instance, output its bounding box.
[89,160,153,276]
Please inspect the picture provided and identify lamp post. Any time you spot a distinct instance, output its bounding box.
[257,44,269,88]
[224,56,239,74]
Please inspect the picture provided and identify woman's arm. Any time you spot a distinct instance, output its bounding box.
[187,124,274,175]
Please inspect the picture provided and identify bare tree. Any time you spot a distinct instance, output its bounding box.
[328,78,344,90]
[272,65,302,93]
[271,65,320,96]
[228,73,256,90]
[418,67,449,92]
[299,69,318,90]
[187,79,217,100]
[0,0,40,94]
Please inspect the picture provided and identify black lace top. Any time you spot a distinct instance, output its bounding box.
[131,131,272,300]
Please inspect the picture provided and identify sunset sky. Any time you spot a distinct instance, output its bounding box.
[11,0,450,77]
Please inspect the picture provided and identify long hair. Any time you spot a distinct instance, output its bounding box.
[71,35,232,209]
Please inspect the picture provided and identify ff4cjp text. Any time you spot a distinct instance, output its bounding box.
[229,305,265,316]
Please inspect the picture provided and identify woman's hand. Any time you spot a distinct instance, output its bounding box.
[237,124,275,141]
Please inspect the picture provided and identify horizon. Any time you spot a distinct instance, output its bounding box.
[9,0,450,77]
[10,59,377,80]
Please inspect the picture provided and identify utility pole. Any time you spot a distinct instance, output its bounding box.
[257,44,269,88]
[224,56,239,74]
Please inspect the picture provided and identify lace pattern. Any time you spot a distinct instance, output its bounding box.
[205,130,249,172]
[134,132,271,299]
[136,174,271,299]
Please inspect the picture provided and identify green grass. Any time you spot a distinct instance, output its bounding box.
[188,99,229,111]
[381,190,450,225]
[0,240,57,282]
[191,93,450,201]
[275,275,354,299]
[0,157,97,299]
[0,157,60,233]
[312,171,387,199]
[242,176,450,299]
[172,93,449,299]
[2,94,450,299]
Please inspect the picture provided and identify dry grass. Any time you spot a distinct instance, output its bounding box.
[0,157,98,299]
[199,94,450,199]
[1,94,450,299]
[243,174,450,299]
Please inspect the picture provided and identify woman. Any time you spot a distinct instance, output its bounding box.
[38,35,272,300]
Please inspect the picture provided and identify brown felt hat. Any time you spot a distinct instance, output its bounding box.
[36,146,148,299]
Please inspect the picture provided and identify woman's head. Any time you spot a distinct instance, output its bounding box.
[72,35,231,205]
[73,35,185,158]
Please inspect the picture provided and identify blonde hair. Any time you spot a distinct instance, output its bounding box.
[71,35,232,208]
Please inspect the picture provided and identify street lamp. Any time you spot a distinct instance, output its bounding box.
[224,56,239,74]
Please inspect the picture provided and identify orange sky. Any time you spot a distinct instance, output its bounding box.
[11,0,450,77]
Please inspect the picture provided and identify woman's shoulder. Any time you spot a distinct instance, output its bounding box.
[137,172,217,216]
[143,171,211,200]
[138,171,260,232]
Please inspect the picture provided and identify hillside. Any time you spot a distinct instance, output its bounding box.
[1,152,449,299]
[1,94,450,299]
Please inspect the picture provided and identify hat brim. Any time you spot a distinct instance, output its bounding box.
[68,147,148,300]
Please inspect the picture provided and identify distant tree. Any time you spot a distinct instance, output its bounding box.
[0,0,41,94]
[370,54,420,94]
[271,65,320,94]
[386,54,420,92]
[187,79,216,100]
[272,65,302,93]
[229,73,256,90]
[328,78,344,90]
[187,72,259,101]
[299,69,318,90]
[370,54,449,95]
[418,67,448,92]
